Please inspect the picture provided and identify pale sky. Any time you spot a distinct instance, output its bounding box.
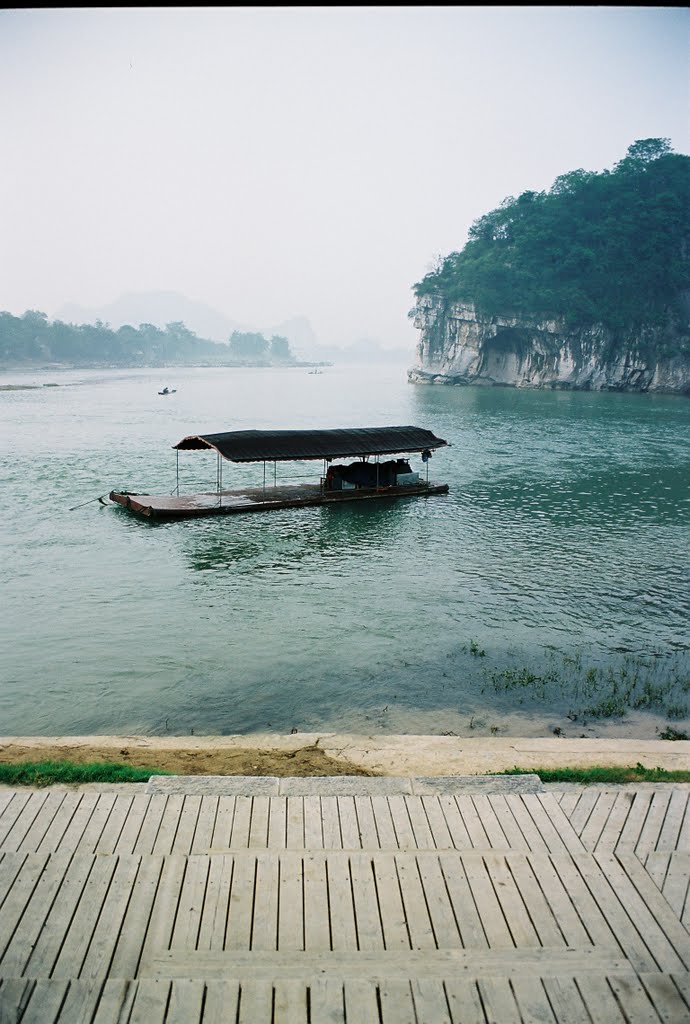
[1,6,688,349]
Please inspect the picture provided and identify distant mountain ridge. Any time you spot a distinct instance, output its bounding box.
[53,290,413,363]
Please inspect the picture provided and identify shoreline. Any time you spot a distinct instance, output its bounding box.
[2,733,689,778]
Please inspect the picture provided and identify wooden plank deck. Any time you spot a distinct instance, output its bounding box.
[0,778,688,1022]
[109,480,449,520]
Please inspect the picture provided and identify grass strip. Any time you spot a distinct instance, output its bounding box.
[498,763,690,784]
[0,760,171,787]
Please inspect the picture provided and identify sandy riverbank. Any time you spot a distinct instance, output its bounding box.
[1,734,689,777]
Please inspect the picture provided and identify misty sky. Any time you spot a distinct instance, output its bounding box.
[1,6,688,349]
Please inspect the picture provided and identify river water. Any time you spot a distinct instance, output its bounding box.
[1,362,688,739]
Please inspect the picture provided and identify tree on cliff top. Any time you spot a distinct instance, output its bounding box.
[414,139,690,337]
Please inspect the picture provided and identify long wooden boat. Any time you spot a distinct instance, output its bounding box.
[110,425,449,521]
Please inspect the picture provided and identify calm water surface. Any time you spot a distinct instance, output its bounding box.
[1,363,688,737]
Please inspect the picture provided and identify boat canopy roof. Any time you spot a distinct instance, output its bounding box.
[173,425,448,463]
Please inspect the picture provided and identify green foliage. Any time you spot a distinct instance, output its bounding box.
[0,760,171,787]
[414,139,690,353]
[0,314,296,368]
[498,764,690,784]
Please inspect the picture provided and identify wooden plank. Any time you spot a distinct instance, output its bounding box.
[237,979,273,1024]
[379,978,415,1024]
[403,796,435,850]
[128,978,171,1024]
[656,788,689,852]
[171,795,202,855]
[74,794,118,853]
[483,852,540,948]
[606,853,690,970]
[251,851,279,950]
[0,854,51,962]
[505,853,566,947]
[91,979,138,1024]
[0,850,27,907]
[278,853,304,951]
[320,797,342,849]
[248,796,270,849]
[520,793,579,856]
[0,792,49,852]
[229,797,252,849]
[166,978,205,1024]
[670,972,690,1010]
[434,795,472,850]
[568,789,603,835]
[525,853,591,947]
[661,852,690,920]
[303,796,323,849]
[286,797,304,850]
[372,853,410,950]
[0,979,35,1024]
[443,978,485,1024]
[578,792,618,852]
[337,796,361,850]
[67,854,141,980]
[349,853,384,951]
[510,976,557,1023]
[325,854,357,951]
[17,979,68,1024]
[438,853,488,949]
[415,854,462,949]
[501,796,549,853]
[572,975,627,1024]
[677,796,690,852]
[224,854,256,951]
[636,791,673,859]
[557,791,582,818]
[546,853,622,952]
[541,976,592,1024]
[268,797,287,850]
[342,979,380,1024]
[0,851,72,975]
[640,972,690,1024]
[272,979,308,1024]
[197,854,234,951]
[132,796,167,856]
[486,795,530,852]
[606,974,661,1024]
[171,854,210,950]
[411,977,452,1023]
[617,791,653,852]
[353,796,379,850]
[36,792,85,854]
[95,794,134,855]
[476,976,521,1024]
[139,855,187,967]
[309,978,346,1024]
[16,791,67,854]
[453,796,490,850]
[419,796,453,850]
[387,795,417,849]
[570,853,661,970]
[593,791,636,854]
[0,789,16,817]
[108,856,165,978]
[152,795,185,855]
[191,796,219,854]
[40,854,116,979]
[471,795,509,850]
[395,854,436,950]
[210,796,236,850]
[370,796,397,849]
[113,794,151,854]
[54,980,105,1024]
[52,792,100,853]
[462,854,514,949]
[645,852,671,892]
[197,979,240,1024]
[303,854,330,951]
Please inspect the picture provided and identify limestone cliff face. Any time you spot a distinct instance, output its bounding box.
[408,296,690,394]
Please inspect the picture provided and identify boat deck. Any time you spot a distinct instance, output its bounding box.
[0,774,688,1022]
[109,481,449,520]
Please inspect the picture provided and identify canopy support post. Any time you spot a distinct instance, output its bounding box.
[176,450,179,496]
[263,461,266,500]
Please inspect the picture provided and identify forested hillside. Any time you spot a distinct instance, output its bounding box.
[414,139,690,352]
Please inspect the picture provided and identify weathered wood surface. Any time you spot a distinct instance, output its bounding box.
[0,782,688,1022]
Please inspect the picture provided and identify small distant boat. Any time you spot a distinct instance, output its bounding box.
[158,387,176,395]
[308,368,322,375]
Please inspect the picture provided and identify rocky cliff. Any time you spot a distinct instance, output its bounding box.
[408,296,690,394]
